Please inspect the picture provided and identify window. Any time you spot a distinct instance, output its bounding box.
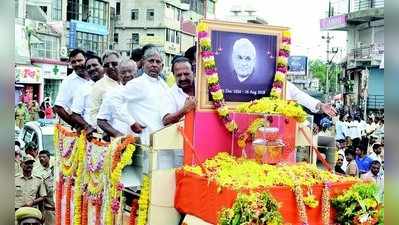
[52,0,62,20]
[176,31,180,44]
[132,33,139,45]
[15,0,19,17]
[88,0,108,25]
[147,33,154,36]
[76,31,106,54]
[131,9,139,20]
[31,34,60,59]
[67,0,79,21]
[207,0,215,15]
[44,79,61,106]
[116,2,120,15]
[166,29,179,44]
[147,9,154,21]
[82,0,89,22]
[114,33,119,43]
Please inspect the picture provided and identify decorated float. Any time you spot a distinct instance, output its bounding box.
[53,19,383,225]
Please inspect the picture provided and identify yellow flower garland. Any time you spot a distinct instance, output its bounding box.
[137,175,150,225]
[73,133,86,225]
[105,143,136,225]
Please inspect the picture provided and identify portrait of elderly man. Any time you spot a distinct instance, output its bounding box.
[212,30,277,102]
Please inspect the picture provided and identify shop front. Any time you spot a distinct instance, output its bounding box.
[15,65,42,105]
[32,60,68,105]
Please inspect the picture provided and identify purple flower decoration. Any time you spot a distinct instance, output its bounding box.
[117,183,124,191]
[205,68,216,76]
[111,199,120,213]
[198,31,208,39]
[213,100,223,108]
[278,50,289,57]
[282,37,291,44]
[273,81,283,89]
[277,66,287,73]
[325,182,332,188]
[201,50,214,58]
[209,84,221,92]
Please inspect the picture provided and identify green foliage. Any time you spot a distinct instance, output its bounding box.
[309,59,341,94]
[218,192,283,225]
[332,183,384,224]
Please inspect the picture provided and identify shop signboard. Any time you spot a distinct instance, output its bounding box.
[287,56,308,76]
[165,42,180,55]
[40,64,67,79]
[71,19,108,35]
[15,65,42,84]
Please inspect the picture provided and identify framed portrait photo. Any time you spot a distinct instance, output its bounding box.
[196,19,289,110]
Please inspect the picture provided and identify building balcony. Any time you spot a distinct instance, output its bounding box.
[347,42,384,68]
[320,0,384,31]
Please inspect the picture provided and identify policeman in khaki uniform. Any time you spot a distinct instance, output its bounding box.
[34,150,54,225]
[15,155,47,211]
[15,207,43,225]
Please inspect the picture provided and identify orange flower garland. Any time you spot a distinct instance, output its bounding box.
[94,197,102,225]
[65,177,72,225]
[112,135,134,170]
[81,193,88,225]
[128,199,139,225]
[55,174,63,225]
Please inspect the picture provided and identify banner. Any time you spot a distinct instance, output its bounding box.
[288,56,307,76]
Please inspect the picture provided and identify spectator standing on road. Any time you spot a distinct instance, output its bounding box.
[354,145,373,175]
[345,148,359,177]
[44,102,53,119]
[28,100,40,121]
[15,102,28,129]
[15,155,47,210]
[35,150,54,225]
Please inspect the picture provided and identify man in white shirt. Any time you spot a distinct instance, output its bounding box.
[369,142,383,163]
[89,50,122,123]
[109,47,173,144]
[54,49,92,128]
[70,54,104,133]
[97,59,137,139]
[162,56,196,126]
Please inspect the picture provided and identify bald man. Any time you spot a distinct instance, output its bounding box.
[232,38,257,82]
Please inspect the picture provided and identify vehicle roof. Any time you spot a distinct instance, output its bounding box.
[24,121,55,135]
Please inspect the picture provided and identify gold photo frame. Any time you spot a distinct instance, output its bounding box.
[196,19,289,111]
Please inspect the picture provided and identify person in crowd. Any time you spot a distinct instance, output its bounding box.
[369,142,383,163]
[89,50,123,126]
[15,207,44,225]
[354,145,373,175]
[162,56,196,126]
[24,142,43,173]
[97,59,137,139]
[130,47,144,73]
[184,45,197,74]
[335,114,348,146]
[54,49,92,128]
[361,160,383,186]
[28,100,40,121]
[348,115,362,148]
[34,150,54,225]
[334,153,346,175]
[345,147,359,177]
[44,102,53,119]
[15,102,28,128]
[109,47,173,145]
[15,143,23,176]
[70,54,105,134]
[15,155,47,210]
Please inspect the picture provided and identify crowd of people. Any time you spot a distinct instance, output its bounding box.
[316,106,385,190]
[15,99,54,129]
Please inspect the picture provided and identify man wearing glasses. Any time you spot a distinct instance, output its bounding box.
[89,50,123,126]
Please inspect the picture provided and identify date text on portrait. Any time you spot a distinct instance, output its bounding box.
[223,89,266,95]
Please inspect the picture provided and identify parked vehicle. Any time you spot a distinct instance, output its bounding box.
[18,120,56,155]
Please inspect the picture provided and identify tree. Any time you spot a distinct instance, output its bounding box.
[309,59,341,95]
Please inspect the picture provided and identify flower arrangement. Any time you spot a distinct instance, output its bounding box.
[197,21,238,133]
[182,153,358,191]
[137,175,150,225]
[270,31,291,99]
[321,183,331,225]
[332,183,384,225]
[105,137,136,225]
[65,177,72,225]
[236,97,307,123]
[55,173,63,225]
[218,192,283,225]
[73,132,86,225]
[303,194,319,208]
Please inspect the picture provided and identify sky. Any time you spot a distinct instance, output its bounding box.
[214,0,347,62]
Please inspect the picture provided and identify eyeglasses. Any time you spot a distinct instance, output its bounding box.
[103,62,119,68]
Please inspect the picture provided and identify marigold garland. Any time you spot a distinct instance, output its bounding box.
[321,183,331,225]
[197,21,238,133]
[73,132,86,225]
[270,30,291,99]
[65,177,72,225]
[136,175,150,225]
[55,173,63,225]
[129,199,139,225]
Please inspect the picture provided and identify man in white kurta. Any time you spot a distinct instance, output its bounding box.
[108,47,174,171]
[96,59,137,138]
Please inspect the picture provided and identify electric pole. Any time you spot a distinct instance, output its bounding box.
[322,33,334,101]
